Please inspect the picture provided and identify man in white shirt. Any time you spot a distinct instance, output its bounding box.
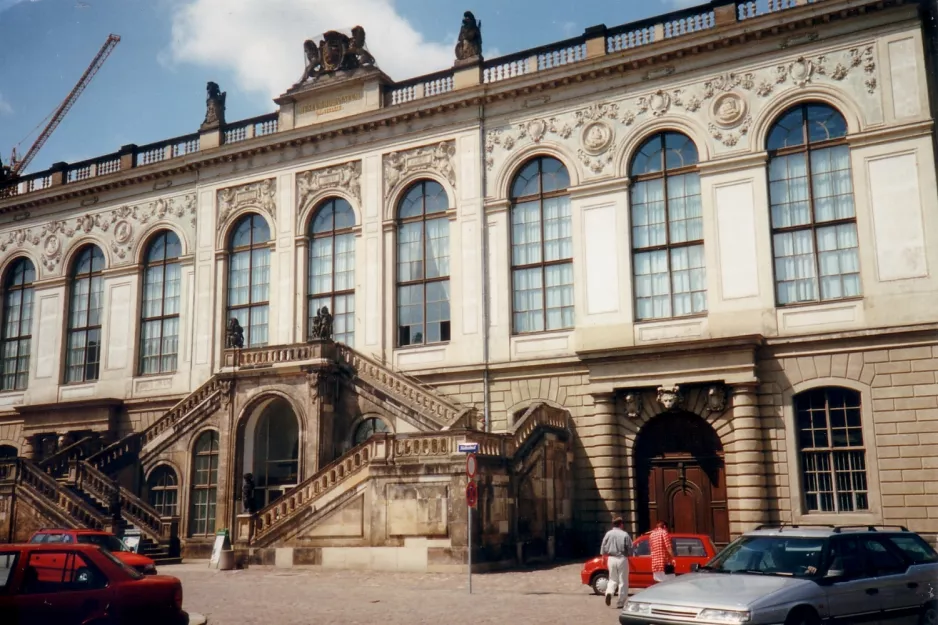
[599,516,632,608]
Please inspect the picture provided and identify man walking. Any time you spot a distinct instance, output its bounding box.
[649,520,676,583]
[599,516,632,608]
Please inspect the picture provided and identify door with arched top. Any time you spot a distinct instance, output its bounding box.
[634,412,730,546]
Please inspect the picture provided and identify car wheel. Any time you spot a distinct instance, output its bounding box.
[920,603,938,625]
[590,572,609,595]
[784,607,820,625]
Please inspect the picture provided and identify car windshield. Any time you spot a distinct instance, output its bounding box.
[96,546,144,580]
[76,534,127,552]
[703,535,826,577]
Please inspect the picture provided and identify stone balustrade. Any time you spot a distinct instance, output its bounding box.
[0,0,821,199]
[39,435,100,478]
[223,341,335,369]
[16,458,109,530]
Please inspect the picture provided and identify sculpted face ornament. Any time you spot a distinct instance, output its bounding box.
[656,385,683,411]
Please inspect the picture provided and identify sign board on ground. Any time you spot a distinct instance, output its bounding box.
[466,453,478,479]
[465,481,478,508]
[209,529,230,568]
[122,528,142,554]
[457,442,479,453]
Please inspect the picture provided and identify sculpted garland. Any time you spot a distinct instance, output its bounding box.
[0,193,196,274]
[484,44,878,176]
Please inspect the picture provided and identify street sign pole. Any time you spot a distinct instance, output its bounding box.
[464,450,478,595]
[468,487,472,595]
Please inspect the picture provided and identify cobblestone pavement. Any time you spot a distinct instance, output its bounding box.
[166,560,626,625]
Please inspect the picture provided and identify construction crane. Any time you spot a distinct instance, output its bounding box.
[3,34,121,181]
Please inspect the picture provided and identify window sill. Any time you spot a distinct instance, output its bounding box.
[792,510,881,526]
[634,312,708,325]
[395,341,450,351]
[776,296,864,311]
[511,327,574,338]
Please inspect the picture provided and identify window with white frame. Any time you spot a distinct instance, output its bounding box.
[227,214,271,348]
[140,231,182,375]
[396,180,450,347]
[66,245,105,383]
[1,257,34,391]
[629,132,706,321]
[308,198,355,345]
[795,386,869,514]
[509,156,573,334]
[767,103,860,306]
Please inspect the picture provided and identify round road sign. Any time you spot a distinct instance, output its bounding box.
[466,453,478,479]
[466,481,478,508]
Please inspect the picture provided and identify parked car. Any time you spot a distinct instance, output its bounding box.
[28,528,158,575]
[619,525,938,625]
[0,542,188,625]
[581,532,718,594]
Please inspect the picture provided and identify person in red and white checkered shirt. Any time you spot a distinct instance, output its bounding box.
[649,520,675,583]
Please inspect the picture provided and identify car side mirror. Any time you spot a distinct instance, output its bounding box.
[824,568,844,580]
[690,563,700,572]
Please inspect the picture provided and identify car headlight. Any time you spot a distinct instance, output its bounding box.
[697,609,751,624]
[623,601,652,616]
[142,564,157,575]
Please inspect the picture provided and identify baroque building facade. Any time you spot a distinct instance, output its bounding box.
[1,0,937,568]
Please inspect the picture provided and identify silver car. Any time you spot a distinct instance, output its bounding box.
[619,525,937,625]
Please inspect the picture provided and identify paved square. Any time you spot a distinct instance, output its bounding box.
[167,561,621,625]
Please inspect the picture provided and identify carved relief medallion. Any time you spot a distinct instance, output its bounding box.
[624,392,643,419]
[526,119,548,143]
[710,92,748,129]
[706,385,727,413]
[580,121,614,155]
[113,220,133,245]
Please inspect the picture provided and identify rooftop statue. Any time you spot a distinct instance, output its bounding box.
[296,26,377,86]
[200,81,227,131]
[455,11,482,61]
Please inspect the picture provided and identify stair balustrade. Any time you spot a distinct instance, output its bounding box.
[15,458,109,530]
[39,435,100,478]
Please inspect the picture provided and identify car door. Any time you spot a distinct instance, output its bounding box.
[883,533,938,624]
[671,536,710,575]
[628,537,654,588]
[0,551,19,622]
[15,551,111,625]
[822,536,884,625]
[860,537,919,625]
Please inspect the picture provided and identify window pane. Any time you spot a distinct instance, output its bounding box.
[397,222,424,282]
[397,284,424,346]
[425,218,450,279]
[773,231,818,305]
[511,201,542,266]
[634,250,670,320]
[542,196,572,262]
[544,263,574,330]
[512,267,544,333]
[425,280,451,343]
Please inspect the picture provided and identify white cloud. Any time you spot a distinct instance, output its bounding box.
[166,0,459,101]
[0,93,13,116]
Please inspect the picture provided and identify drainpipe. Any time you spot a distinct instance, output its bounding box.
[479,99,491,433]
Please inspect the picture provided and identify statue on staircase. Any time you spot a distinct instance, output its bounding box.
[225,318,244,349]
[242,473,256,514]
[309,306,334,341]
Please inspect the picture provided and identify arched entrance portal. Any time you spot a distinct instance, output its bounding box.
[634,412,730,546]
[243,397,300,511]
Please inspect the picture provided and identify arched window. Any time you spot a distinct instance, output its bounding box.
[794,387,867,513]
[0,444,17,459]
[396,180,450,346]
[66,245,105,383]
[352,417,390,446]
[767,103,859,305]
[1,257,35,391]
[146,465,178,517]
[308,198,355,345]
[630,133,706,320]
[227,215,271,348]
[189,431,219,536]
[140,231,182,375]
[252,399,300,509]
[509,156,573,334]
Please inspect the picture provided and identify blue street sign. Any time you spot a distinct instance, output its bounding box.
[457,442,479,453]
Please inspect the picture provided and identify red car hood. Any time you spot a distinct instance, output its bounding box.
[114,551,156,568]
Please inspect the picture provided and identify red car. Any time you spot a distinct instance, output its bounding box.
[0,542,188,625]
[581,532,718,594]
[29,528,159,575]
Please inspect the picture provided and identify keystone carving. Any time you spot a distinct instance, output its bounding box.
[383,141,456,198]
[297,161,362,214]
[706,385,727,413]
[656,385,683,411]
[217,179,276,231]
[624,392,643,419]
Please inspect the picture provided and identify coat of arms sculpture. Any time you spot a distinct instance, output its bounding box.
[297,26,376,85]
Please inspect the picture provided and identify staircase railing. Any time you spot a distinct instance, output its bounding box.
[39,435,100,478]
[335,344,463,427]
[252,434,391,543]
[508,402,570,455]
[71,460,173,544]
[15,458,109,530]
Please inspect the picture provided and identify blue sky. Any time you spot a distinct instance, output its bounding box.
[0,0,703,173]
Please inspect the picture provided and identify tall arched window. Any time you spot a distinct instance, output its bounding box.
[396,180,450,346]
[227,215,271,348]
[252,399,300,509]
[630,132,706,321]
[794,387,867,513]
[510,156,573,334]
[1,257,35,391]
[352,417,390,446]
[308,198,355,345]
[66,245,105,383]
[140,231,182,375]
[767,103,860,305]
[146,465,178,517]
[189,431,219,536]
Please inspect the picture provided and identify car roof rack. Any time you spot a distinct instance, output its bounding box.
[831,525,909,533]
[754,524,835,531]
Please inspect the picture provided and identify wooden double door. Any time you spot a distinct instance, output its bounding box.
[635,412,730,546]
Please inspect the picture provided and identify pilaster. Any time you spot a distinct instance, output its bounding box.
[726,383,768,535]
[573,392,624,544]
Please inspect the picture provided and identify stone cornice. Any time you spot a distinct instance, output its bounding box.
[846,119,934,148]
[697,151,769,176]
[0,0,909,213]
[567,177,631,200]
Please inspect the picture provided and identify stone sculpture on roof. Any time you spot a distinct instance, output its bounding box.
[455,11,482,61]
[296,26,377,85]
[201,81,227,131]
